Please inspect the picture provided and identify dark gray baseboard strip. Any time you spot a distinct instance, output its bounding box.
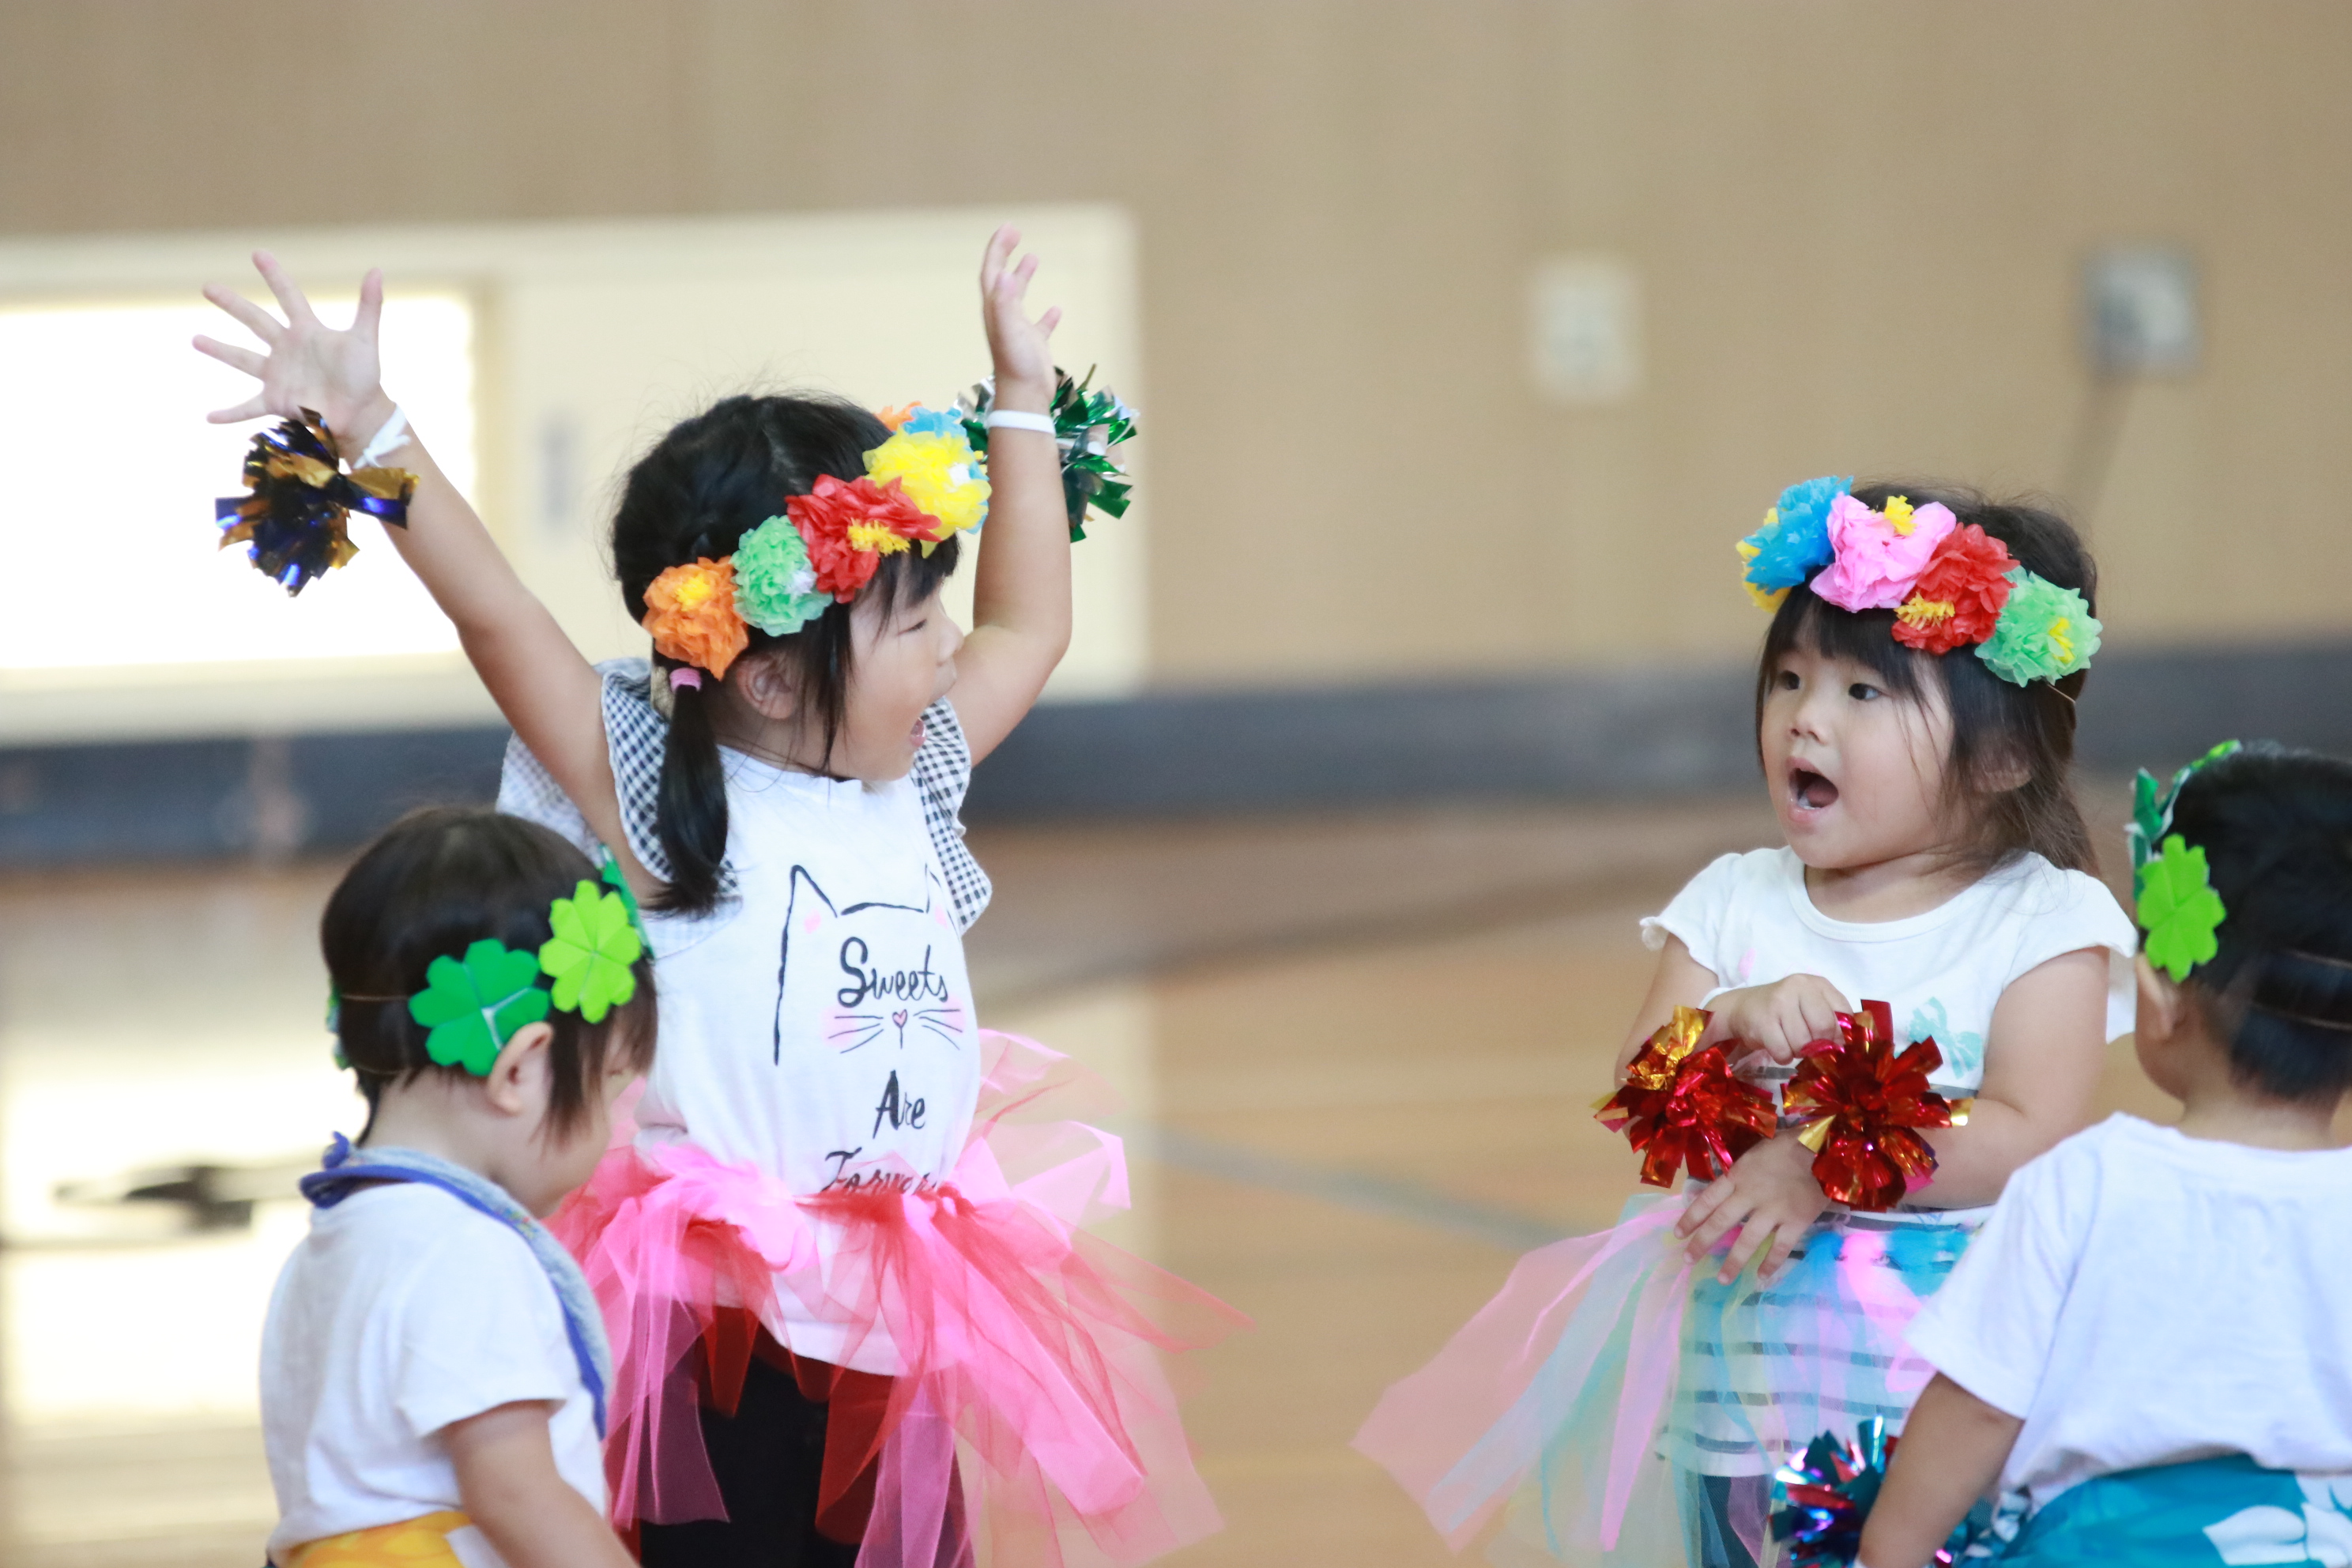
[5,639,2349,867]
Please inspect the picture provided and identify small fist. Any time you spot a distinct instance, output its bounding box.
[1697,974,1852,1065]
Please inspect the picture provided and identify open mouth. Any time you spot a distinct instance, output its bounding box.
[1788,763,1840,812]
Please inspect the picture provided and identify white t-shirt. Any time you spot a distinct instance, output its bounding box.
[262,1184,605,1561]
[1907,1114,2352,1512]
[1643,847,2138,1102]
[499,671,986,1370]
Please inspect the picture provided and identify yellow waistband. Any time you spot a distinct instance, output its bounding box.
[284,1510,473,1568]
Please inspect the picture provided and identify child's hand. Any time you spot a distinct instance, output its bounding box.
[978,224,1061,412]
[1696,973,1852,1064]
[194,251,396,462]
[1675,1133,1826,1284]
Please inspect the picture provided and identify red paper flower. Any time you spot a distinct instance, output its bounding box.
[786,474,938,601]
[1782,1000,1971,1211]
[1596,1005,1779,1188]
[1892,524,2017,654]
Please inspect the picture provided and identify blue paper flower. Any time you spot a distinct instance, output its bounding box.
[1740,476,1852,599]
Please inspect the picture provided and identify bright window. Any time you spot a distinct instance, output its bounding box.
[0,296,475,669]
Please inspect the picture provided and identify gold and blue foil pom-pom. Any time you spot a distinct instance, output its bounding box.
[215,411,415,595]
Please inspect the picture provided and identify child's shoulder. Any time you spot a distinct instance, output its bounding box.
[1971,852,2136,959]
[304,1184,541,1299]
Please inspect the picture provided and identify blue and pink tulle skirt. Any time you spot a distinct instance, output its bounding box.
[1355,1191,1979,1566]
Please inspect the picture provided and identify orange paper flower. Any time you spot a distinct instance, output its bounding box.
[787,474,939,601]
[642,557,749,678]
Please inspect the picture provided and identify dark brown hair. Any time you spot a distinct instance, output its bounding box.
[610,394,960,916]
[322,807,657,1141]
[2170,744,2352,1104]
[1754,483,2098,874]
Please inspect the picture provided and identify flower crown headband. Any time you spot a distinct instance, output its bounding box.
[644,368,1138,680]
[1736,477,2101,688]
[2129,740,2241,982]
[330,854,647,1076]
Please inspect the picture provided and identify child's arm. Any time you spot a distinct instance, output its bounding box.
[196,256,642,888]
[1615,937,1721,1076]
[948,225,1074,765]
[443,1400,635,1568]
[1908,947,2108,1208]
[1855,1374,2022,1568]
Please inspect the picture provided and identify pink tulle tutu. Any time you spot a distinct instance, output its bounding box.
[553,1031,1246,1568]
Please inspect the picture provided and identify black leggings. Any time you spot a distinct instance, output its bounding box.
[637,1354,860,1568]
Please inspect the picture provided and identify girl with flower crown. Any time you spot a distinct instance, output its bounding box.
[197,228,1238,1568]
[1353,482,2138,1568]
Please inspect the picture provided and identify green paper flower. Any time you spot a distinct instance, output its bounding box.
[539,880,643,1023]
[1977,569,2101,686]
[733,515,831,635]
[2139,835,2228,982]
[407,940,552,1075]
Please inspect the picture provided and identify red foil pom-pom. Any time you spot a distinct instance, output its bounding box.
[1596,1005,1779,1188]
[1783,1000,1973,1212]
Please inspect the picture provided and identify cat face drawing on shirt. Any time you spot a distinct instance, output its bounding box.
[772,865,972,1192]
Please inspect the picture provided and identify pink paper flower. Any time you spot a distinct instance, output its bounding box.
[1808,494,1958,612]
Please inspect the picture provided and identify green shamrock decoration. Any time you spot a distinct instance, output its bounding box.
[407,940,552,1075]
[539,880,643,1023]
[2139,835,2228,982]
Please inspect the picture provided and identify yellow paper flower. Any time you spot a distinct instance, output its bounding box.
[642,558,749,678]
[865,428,990,539]
[1884,495,1916,536]
[1735,538,1790,610]
[1896,595,1955,629]
[846,522,915,556]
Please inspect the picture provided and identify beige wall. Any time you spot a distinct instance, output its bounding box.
[7,1,2349,688]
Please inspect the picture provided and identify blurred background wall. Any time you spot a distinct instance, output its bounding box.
[6,0,2352,839]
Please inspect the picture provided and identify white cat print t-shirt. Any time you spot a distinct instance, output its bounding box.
[1643,846,2137,1104]
[499,665,986,1370]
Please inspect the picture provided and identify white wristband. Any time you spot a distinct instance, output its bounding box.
[983,409,1056,435]
[352,405,411,469]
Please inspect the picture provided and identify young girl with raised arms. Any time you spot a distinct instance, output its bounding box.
[1860,743,2352,1566]
[1355,481,2137,1567]
[200,229,1241,1568]
[265,807,656,1568]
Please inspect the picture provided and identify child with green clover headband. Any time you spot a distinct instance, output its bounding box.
[264,807,656,1568]
[1853,742,2352,1567]
[199,229,1238,1568]
[1359,482,2137,1568]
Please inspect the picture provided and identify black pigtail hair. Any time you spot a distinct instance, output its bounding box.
[654,665,731,914]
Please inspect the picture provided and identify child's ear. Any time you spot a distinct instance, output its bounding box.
[732,650,800,723]
[2135,955,2186,1045]
[484,1020,556,1119]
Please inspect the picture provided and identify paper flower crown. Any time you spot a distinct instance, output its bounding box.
[330,854,648,1077]
[1737,477,2101,688]
[643,371,1139,679]
[2129,741,2241,982]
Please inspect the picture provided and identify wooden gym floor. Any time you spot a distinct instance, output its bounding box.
[0,797,2167,1566]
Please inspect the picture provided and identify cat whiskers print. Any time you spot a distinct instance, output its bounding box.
[827,998,968,1054]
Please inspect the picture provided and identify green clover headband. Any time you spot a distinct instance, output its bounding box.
[330,854,648,1077]
[2130,741,2241,982]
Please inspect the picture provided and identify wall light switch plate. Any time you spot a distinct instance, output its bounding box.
[2085,247,2199,376]
[1530,256,1641,405]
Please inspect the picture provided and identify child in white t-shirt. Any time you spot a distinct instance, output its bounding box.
[1359,482,2134,1567]
[1861,744,2352,1567]
[262,808,655,1568]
